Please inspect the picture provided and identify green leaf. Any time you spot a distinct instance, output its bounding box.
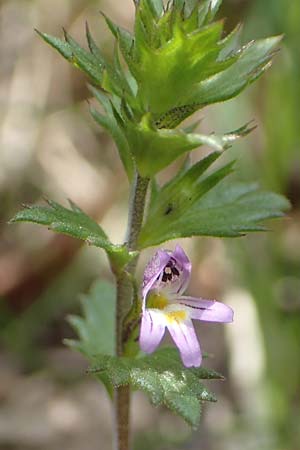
[129,1,280,124]
[103,13,134,61]
[37,29,105,85]
[207,0,223,21]
[63,30,104,84]
[67,280,115,357]
[119,114,252,177]
[89,348,221,428]
[99,20,139,104]
[10,200,135,269]
[85,22,106,64]
[182,4,200,33]
[147,0,164,17]
[37,26,134,98]
[133,19,225,114]
[147,151,223,215]
[185,36,282,107]
[38,3,282,135]
[139,165,290,248]
[218,23,242,60]
[90,86,134,180]
[35,30,73,60]
[66,280,116,397]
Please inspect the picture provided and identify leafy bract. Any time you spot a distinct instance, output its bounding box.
[183,36,282,108]
[37,0,281,176]
[10,200,135,269]
[92,92,253,176]
[122,117,252,177]
[66,280,116,396]
[36,30,104,85]
[89,86,135,180]
[39,0,281,124]
[139,157,290,248]
[133,16,227,113]
[89,348,221,428]
[37,27,136,108]
[67,280,116,357]
[116,0,281,120]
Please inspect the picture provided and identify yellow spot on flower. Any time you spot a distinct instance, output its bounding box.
[147,292,169,310]
[166,310,187,324]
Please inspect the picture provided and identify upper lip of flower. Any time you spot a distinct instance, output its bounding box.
[139,244,234,368]
[142,244,192,302]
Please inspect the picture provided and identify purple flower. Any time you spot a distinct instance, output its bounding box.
[139,245,233,367]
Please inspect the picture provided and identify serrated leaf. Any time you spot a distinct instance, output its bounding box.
[66,280,115,357]
[66,280,116,397]
[184,36,282,107]
[10,200,135,269]
[90,87,134,180]
[139,175,290,247]
[183,4,200,33]
[35,30,73,60]
[130,0,279,124]
[206,0,223,21]
[218,23,242,60]
[39,3,282,136]
[120,114,252,177]
[102,56,135,101]
[90,108,134,181]
[132,19,225,114]
[197,0,212,26]
[154,35,280,126]
[85,22,106,64]
[38,26,133,100]
[165,392,201,427]
[37,29,105,85]
[103,13,134,61]
[89,348,219,428]
[148,0,164,17]
[64,30,104,84]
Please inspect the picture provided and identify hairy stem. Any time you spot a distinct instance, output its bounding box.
[114,172,149,450]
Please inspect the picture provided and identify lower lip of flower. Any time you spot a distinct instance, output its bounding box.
[146,292,169,309]
[165,310,187,324]
[146,292,188,324]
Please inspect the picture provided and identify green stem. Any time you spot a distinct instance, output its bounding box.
[114,171,149,450]
[126,172,150,250]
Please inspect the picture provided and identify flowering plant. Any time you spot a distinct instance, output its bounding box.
[140,245,233,367]
[10,1,289,449]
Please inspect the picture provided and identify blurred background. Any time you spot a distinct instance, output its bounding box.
[0,0,299,449]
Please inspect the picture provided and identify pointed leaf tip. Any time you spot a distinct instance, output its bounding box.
[87,348,219,427]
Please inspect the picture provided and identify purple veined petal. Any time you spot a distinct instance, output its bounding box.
[139,310,166,354]
[178,296,234,323]
[142,250,171,301]
[152,245,192,298]
[167,317,202,367]
[173,245,191,270]
[173,245,192,295]
[142,245,192,302]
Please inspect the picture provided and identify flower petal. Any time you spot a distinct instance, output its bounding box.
[178,296,234,323]
[142,250,171,300]
[139,310,166,353]
[167,318,202,367]
[173,245,191,295]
